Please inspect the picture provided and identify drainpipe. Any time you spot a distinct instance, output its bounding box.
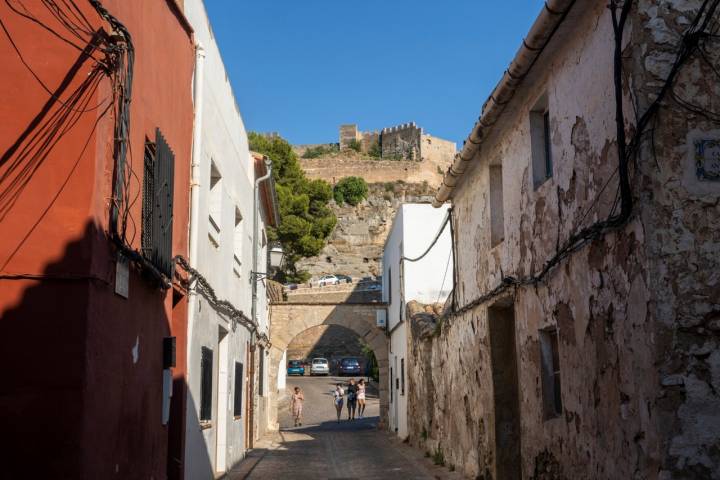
[249,157,272,449]
[186,41,205,376]
[251,158,273,338]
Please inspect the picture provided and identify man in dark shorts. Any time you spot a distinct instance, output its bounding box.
[346,378,358,420]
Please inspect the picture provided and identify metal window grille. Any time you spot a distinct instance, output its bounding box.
[141,128,175,277]
[234,362,243,417]
[401,358,405,396]
[141,141,155,257]
[200,347,213,421]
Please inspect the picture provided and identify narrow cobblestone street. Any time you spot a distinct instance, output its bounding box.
[228,376,461,479]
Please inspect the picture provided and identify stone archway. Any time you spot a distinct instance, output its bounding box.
[267,302,388,430]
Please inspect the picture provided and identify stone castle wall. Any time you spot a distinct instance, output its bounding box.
[299,154,446,187]
[285,324,365,362]
[381,122,422,160]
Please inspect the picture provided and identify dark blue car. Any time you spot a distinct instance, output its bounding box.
[287,360,305,376]
[339,358,362,376]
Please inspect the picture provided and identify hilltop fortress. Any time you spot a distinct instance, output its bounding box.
[296,122,456,187]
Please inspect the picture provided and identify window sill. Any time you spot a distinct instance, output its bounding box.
[533,176,553,191]
[200,421,213,430]
[233,415,242,421]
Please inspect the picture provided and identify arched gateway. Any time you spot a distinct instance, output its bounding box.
[267,302,389,429]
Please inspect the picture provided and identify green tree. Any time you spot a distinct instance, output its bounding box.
[248,132,337,283]
[347,138,362,152]
[333,176,369,206]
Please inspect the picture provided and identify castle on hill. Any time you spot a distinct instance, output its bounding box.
[339,122,456,164]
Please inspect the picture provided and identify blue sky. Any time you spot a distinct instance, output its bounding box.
[205,0,544,146]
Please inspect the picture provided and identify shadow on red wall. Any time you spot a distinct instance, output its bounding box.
[0,222,209,479]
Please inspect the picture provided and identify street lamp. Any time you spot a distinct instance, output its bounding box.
[251,243,285,282]
[268,242,286,270]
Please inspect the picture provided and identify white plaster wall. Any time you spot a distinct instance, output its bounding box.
[382,204,452,440]
[277,349,287,392]
[382,210,403,331]
[390,322,408,439]
[184,0,272,476]
[401,204,452,304]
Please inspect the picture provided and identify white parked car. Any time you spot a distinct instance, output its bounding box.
[310,358,330,375]
[317,275,340,287]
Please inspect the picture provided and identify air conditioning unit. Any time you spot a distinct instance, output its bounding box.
[376,309,387,328]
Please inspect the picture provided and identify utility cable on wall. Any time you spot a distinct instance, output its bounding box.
[444,0,720,320]
[401,208,451,263]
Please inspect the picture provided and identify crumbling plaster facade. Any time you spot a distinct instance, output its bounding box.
[407,1,720,479]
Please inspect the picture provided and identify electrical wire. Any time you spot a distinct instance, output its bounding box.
[401,209,450,263]
[444,0,720,320]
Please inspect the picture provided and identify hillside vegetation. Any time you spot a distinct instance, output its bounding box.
[249,132,336,283]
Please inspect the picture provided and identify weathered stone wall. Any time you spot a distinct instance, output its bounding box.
[296,182,435,278]
[633,1,720,477]
[381,122,422,160]
[284,285,382,304]
[420,133,456,175]
[286,324,365,361]
[339,124,360,149]
[299,154,446,187]
[407,1,720,479]
[361,130,380,152]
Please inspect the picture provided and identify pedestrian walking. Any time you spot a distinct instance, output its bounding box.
[357,378,367,418]
[332,383,345,423]
[346,378,358,420]
[290,386,304,427]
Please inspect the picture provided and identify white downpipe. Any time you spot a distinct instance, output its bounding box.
[186,41,205,383]
[251,159,273,340]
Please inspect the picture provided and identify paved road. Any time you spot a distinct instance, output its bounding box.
[229,376,460,480]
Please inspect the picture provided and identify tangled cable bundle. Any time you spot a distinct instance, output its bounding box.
[174,256,271,346]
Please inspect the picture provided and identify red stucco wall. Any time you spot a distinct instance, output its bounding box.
[0,1,194,478]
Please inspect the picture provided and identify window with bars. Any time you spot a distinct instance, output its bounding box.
[539,327,562,419]
[141,128,175,277]
[233,361,243,417]
[200,346,213,422]
[401,358,405,396]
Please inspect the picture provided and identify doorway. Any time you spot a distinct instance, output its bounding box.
[488,303,521,480]
[215,327,229,473]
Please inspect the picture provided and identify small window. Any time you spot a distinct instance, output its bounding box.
[489,165,504,246]
[233,361,243,417]
[388,269,392,305]
[208,162,222,247]
[233,207,243,278]
[390,367,394,403]
[539,327,562,419]
[200,347,213,422]
[141,129,175,276]
[400,358,405,396]
[530,94,552,189]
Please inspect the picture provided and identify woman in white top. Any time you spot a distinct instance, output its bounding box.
[357,379,367,418]
[332,383,345,423]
